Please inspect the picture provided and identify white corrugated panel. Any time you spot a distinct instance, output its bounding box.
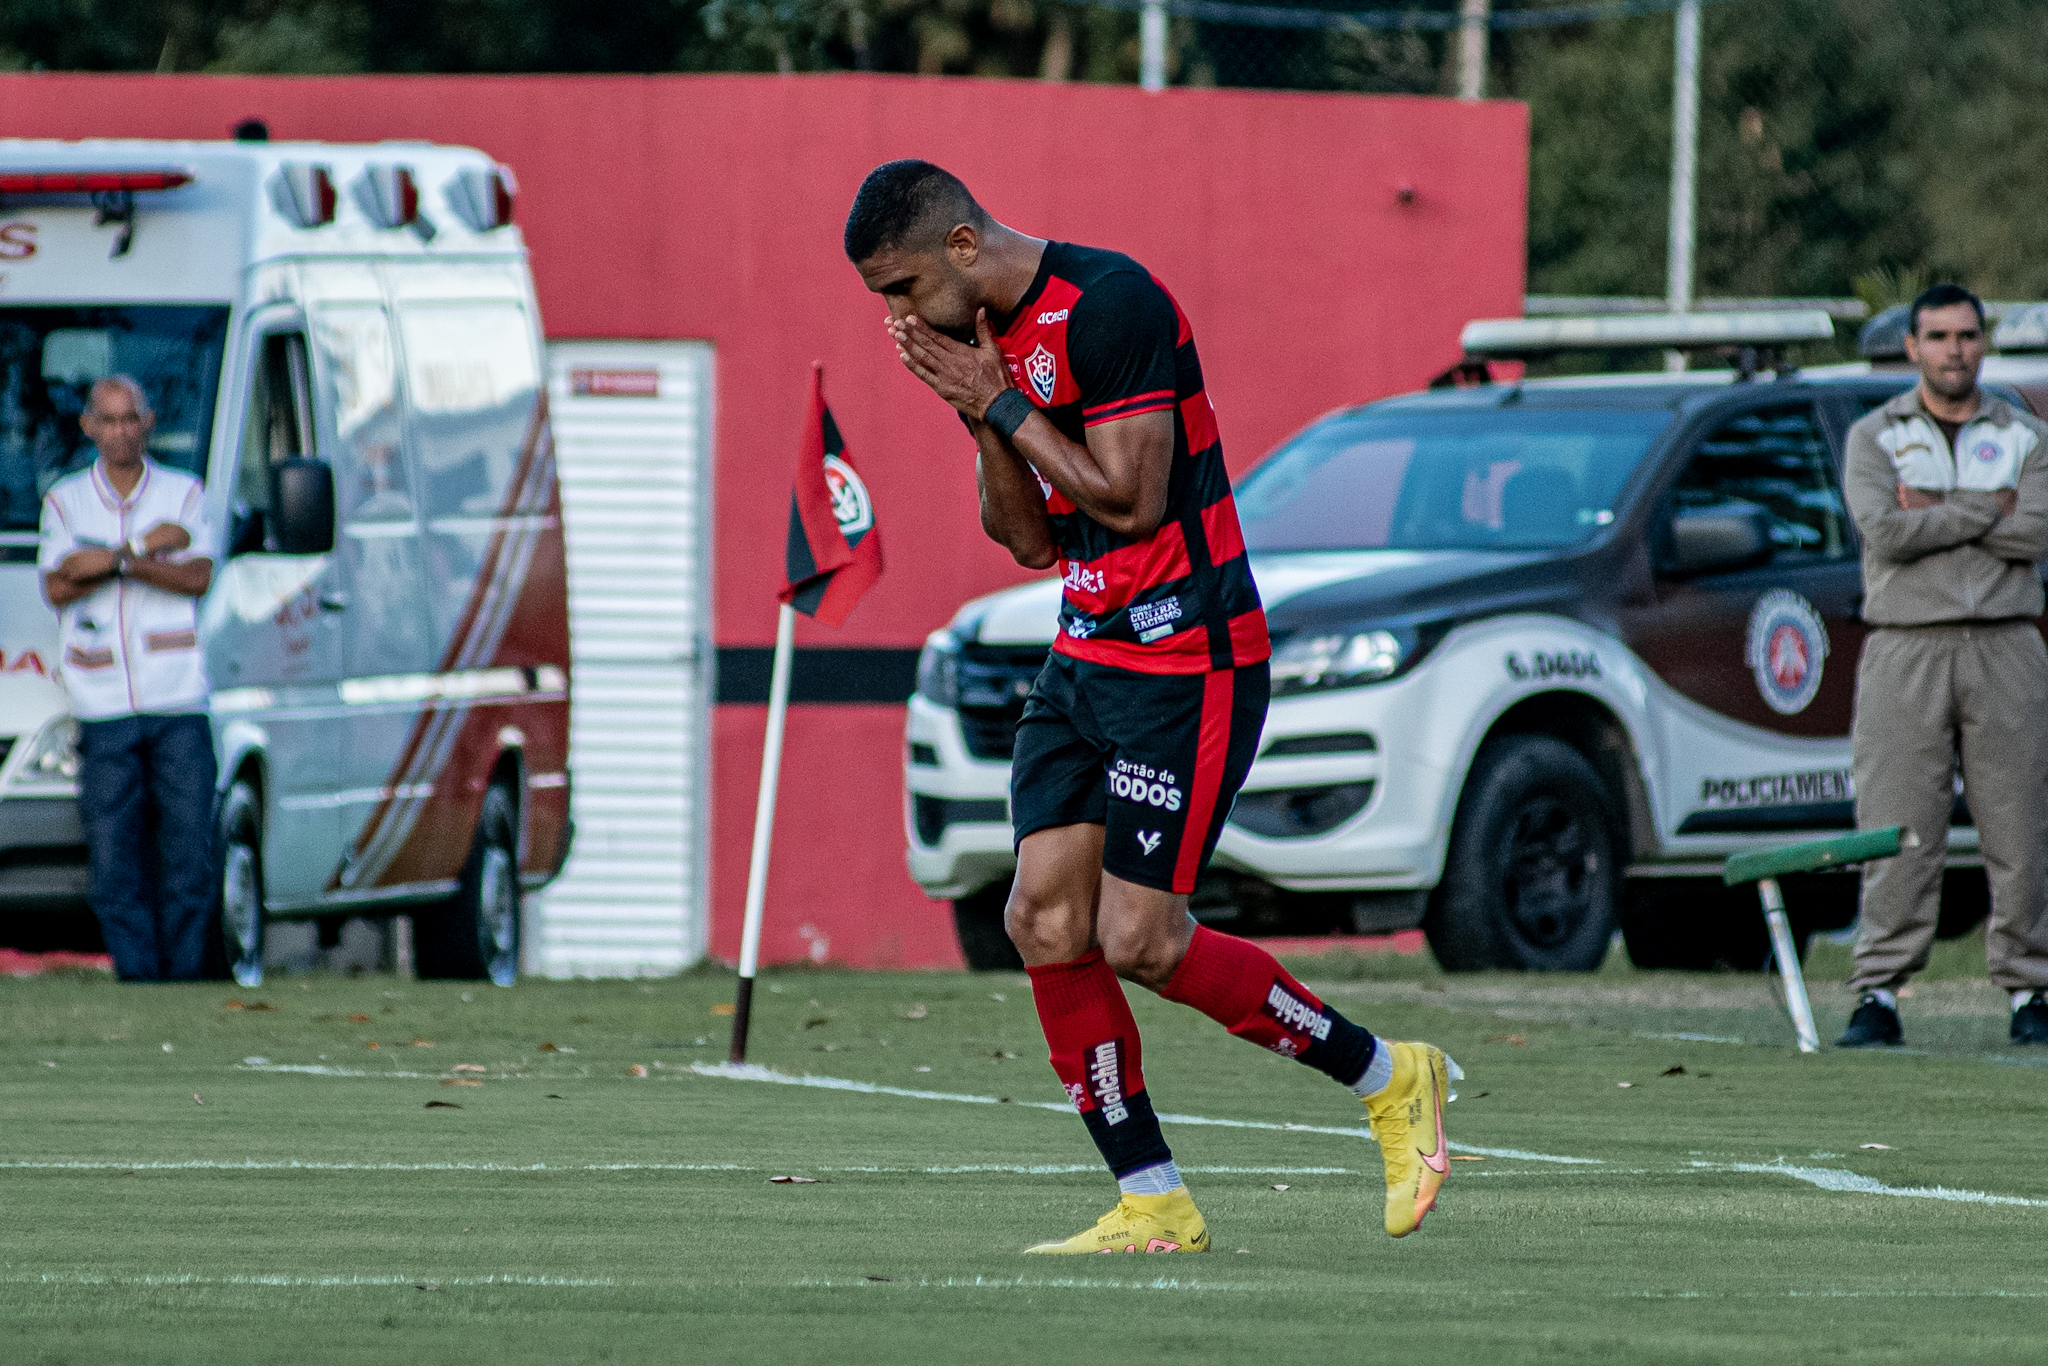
[527,342,714,977]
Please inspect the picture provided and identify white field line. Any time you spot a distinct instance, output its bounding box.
[688,1062,1604,1165]
[1692,1161,2048,1209]
[0,1158,1354,1177]
[5,1272,616,1288]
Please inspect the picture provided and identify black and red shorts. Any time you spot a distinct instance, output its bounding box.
[1010,653,1270,894]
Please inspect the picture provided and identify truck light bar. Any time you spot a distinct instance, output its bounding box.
[0,169,192,194]
[1994,303,2048,354]
[271,163,337,228]
[446,164,517,232]
[1462,310,1836,359]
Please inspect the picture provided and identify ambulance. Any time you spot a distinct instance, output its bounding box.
[0,139,572,985]
[907,310,2048,972]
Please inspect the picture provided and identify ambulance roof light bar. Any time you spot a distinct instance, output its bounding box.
[0,167,196,258]
[1460,310,1837,384]
[353,164,435,241]
[0,169,193,195]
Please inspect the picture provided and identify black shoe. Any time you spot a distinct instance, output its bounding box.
[1835,995,1904,1048]
[2012,992,2048,1046]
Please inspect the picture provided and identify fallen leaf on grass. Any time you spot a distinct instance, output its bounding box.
[192,1094,204,1105]
[1234,1249,1252,1255]
[415,1282,440,1291]
[864,1275,893,1282]
[1617,1082,1635,1088]
[442,1079,483,1088]
[904,1004,928,1019]
[769,1176,821,1184]
[1660,1066,1687,1077]
[365,1042,381,1050]
[914,1066,932,1073]
[1271,1184,1290,1191]
[347,1014,371,1024]
[1860,1143,1894,1151]
[452,1064,486,1073]
[222,999,275,1012]
[411,1039,434,1048]
[711,1004,736,1016]
[628,1064,648,1077]
[804,1017,831,1030]
[425,1101,462,1109]
[545,1094,566,1100]
[1449,1155,1485,1162]
[538,1041,572,1052]
[1484,1034,1527,1046]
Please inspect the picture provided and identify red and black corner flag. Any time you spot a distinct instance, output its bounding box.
[781,365,882,627]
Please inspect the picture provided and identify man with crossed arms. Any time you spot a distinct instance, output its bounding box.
[1839,284,2048,1047]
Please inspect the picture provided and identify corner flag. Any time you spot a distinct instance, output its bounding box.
[781,365,883,627]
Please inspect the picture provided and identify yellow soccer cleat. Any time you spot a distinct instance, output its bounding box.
[1363,1040,1460,1238]
[1023,1187,1211,1255]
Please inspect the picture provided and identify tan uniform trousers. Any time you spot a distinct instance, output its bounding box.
[1850,622,2048,994]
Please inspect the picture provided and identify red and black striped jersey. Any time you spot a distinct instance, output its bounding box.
[991,241,1268,675]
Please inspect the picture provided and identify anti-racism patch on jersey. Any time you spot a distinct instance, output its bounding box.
[1746,589,1829,715]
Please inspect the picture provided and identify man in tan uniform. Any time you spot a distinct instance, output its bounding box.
[1840,284,2048,1047]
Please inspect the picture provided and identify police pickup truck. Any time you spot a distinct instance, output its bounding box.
[906,310,2048,972]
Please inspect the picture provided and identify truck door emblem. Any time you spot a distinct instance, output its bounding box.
[1746,589,1828,715]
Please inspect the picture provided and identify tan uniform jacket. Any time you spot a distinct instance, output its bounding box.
[1843,389,2048,625]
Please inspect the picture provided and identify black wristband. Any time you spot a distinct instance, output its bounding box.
[984,388,1035,440]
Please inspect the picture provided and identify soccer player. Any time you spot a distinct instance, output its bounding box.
[845,161,1458,1253]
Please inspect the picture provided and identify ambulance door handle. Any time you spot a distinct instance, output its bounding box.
[318,592,350,613]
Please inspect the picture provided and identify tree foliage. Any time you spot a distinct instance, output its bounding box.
[4,1,2047,298]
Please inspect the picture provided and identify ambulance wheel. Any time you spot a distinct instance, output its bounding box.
[417,785,521,985]
[1426,735,1621,972]
[217,780,267,988]
[952,879,1023,972]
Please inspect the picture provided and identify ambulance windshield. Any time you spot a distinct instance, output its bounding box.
[1237,406,1670,553]
[0,305,231,534]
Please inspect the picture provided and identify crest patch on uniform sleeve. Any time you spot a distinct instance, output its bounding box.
[1025,344,1057,404]
[1745,589,1828,715]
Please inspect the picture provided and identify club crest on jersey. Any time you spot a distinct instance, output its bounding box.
[1746,589,1828,715]
[822,454,873,537]
[1025,343,1058,403]
[1974,439,2002,463]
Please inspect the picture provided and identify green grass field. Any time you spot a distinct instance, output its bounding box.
[5,932,2045,1365]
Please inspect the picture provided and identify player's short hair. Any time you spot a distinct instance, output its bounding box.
[87,374,153,417]
[843,160,989,264]
[1909,283,1985,336]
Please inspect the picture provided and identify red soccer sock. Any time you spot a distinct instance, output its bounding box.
[1027,948,1174,1179]
[1159,925,1377,1084]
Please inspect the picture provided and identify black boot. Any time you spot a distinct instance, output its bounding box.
[1835,994,1904,1048]
[2011,992,2048,1046]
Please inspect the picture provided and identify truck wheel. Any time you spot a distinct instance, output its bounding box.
[952,878,1023,972]
[416,785,521,985]
[1426,735,1620,972]
[218,780,267,987]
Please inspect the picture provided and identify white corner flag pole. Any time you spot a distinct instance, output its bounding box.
[729,601,796,1064]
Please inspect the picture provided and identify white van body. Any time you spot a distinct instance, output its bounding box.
[0,140,573,982]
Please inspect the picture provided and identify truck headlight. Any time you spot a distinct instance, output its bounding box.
[11,715,82,788]
[1270,627,1421,698]
[916,631,962,708]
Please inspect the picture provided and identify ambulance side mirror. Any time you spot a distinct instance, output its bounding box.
[1666,501,1774,577]
[269,457,335,555]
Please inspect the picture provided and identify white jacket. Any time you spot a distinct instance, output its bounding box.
[37,458,215,721]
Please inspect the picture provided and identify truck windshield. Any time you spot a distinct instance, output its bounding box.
[0,305,231,534]
[1237,406,1671,553]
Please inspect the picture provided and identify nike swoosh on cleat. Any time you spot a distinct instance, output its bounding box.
[1417,1068,1449,1176]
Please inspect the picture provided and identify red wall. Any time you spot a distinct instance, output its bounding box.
[1,73,1527,968]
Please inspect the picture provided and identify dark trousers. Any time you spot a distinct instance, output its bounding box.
[77,712,219,982]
